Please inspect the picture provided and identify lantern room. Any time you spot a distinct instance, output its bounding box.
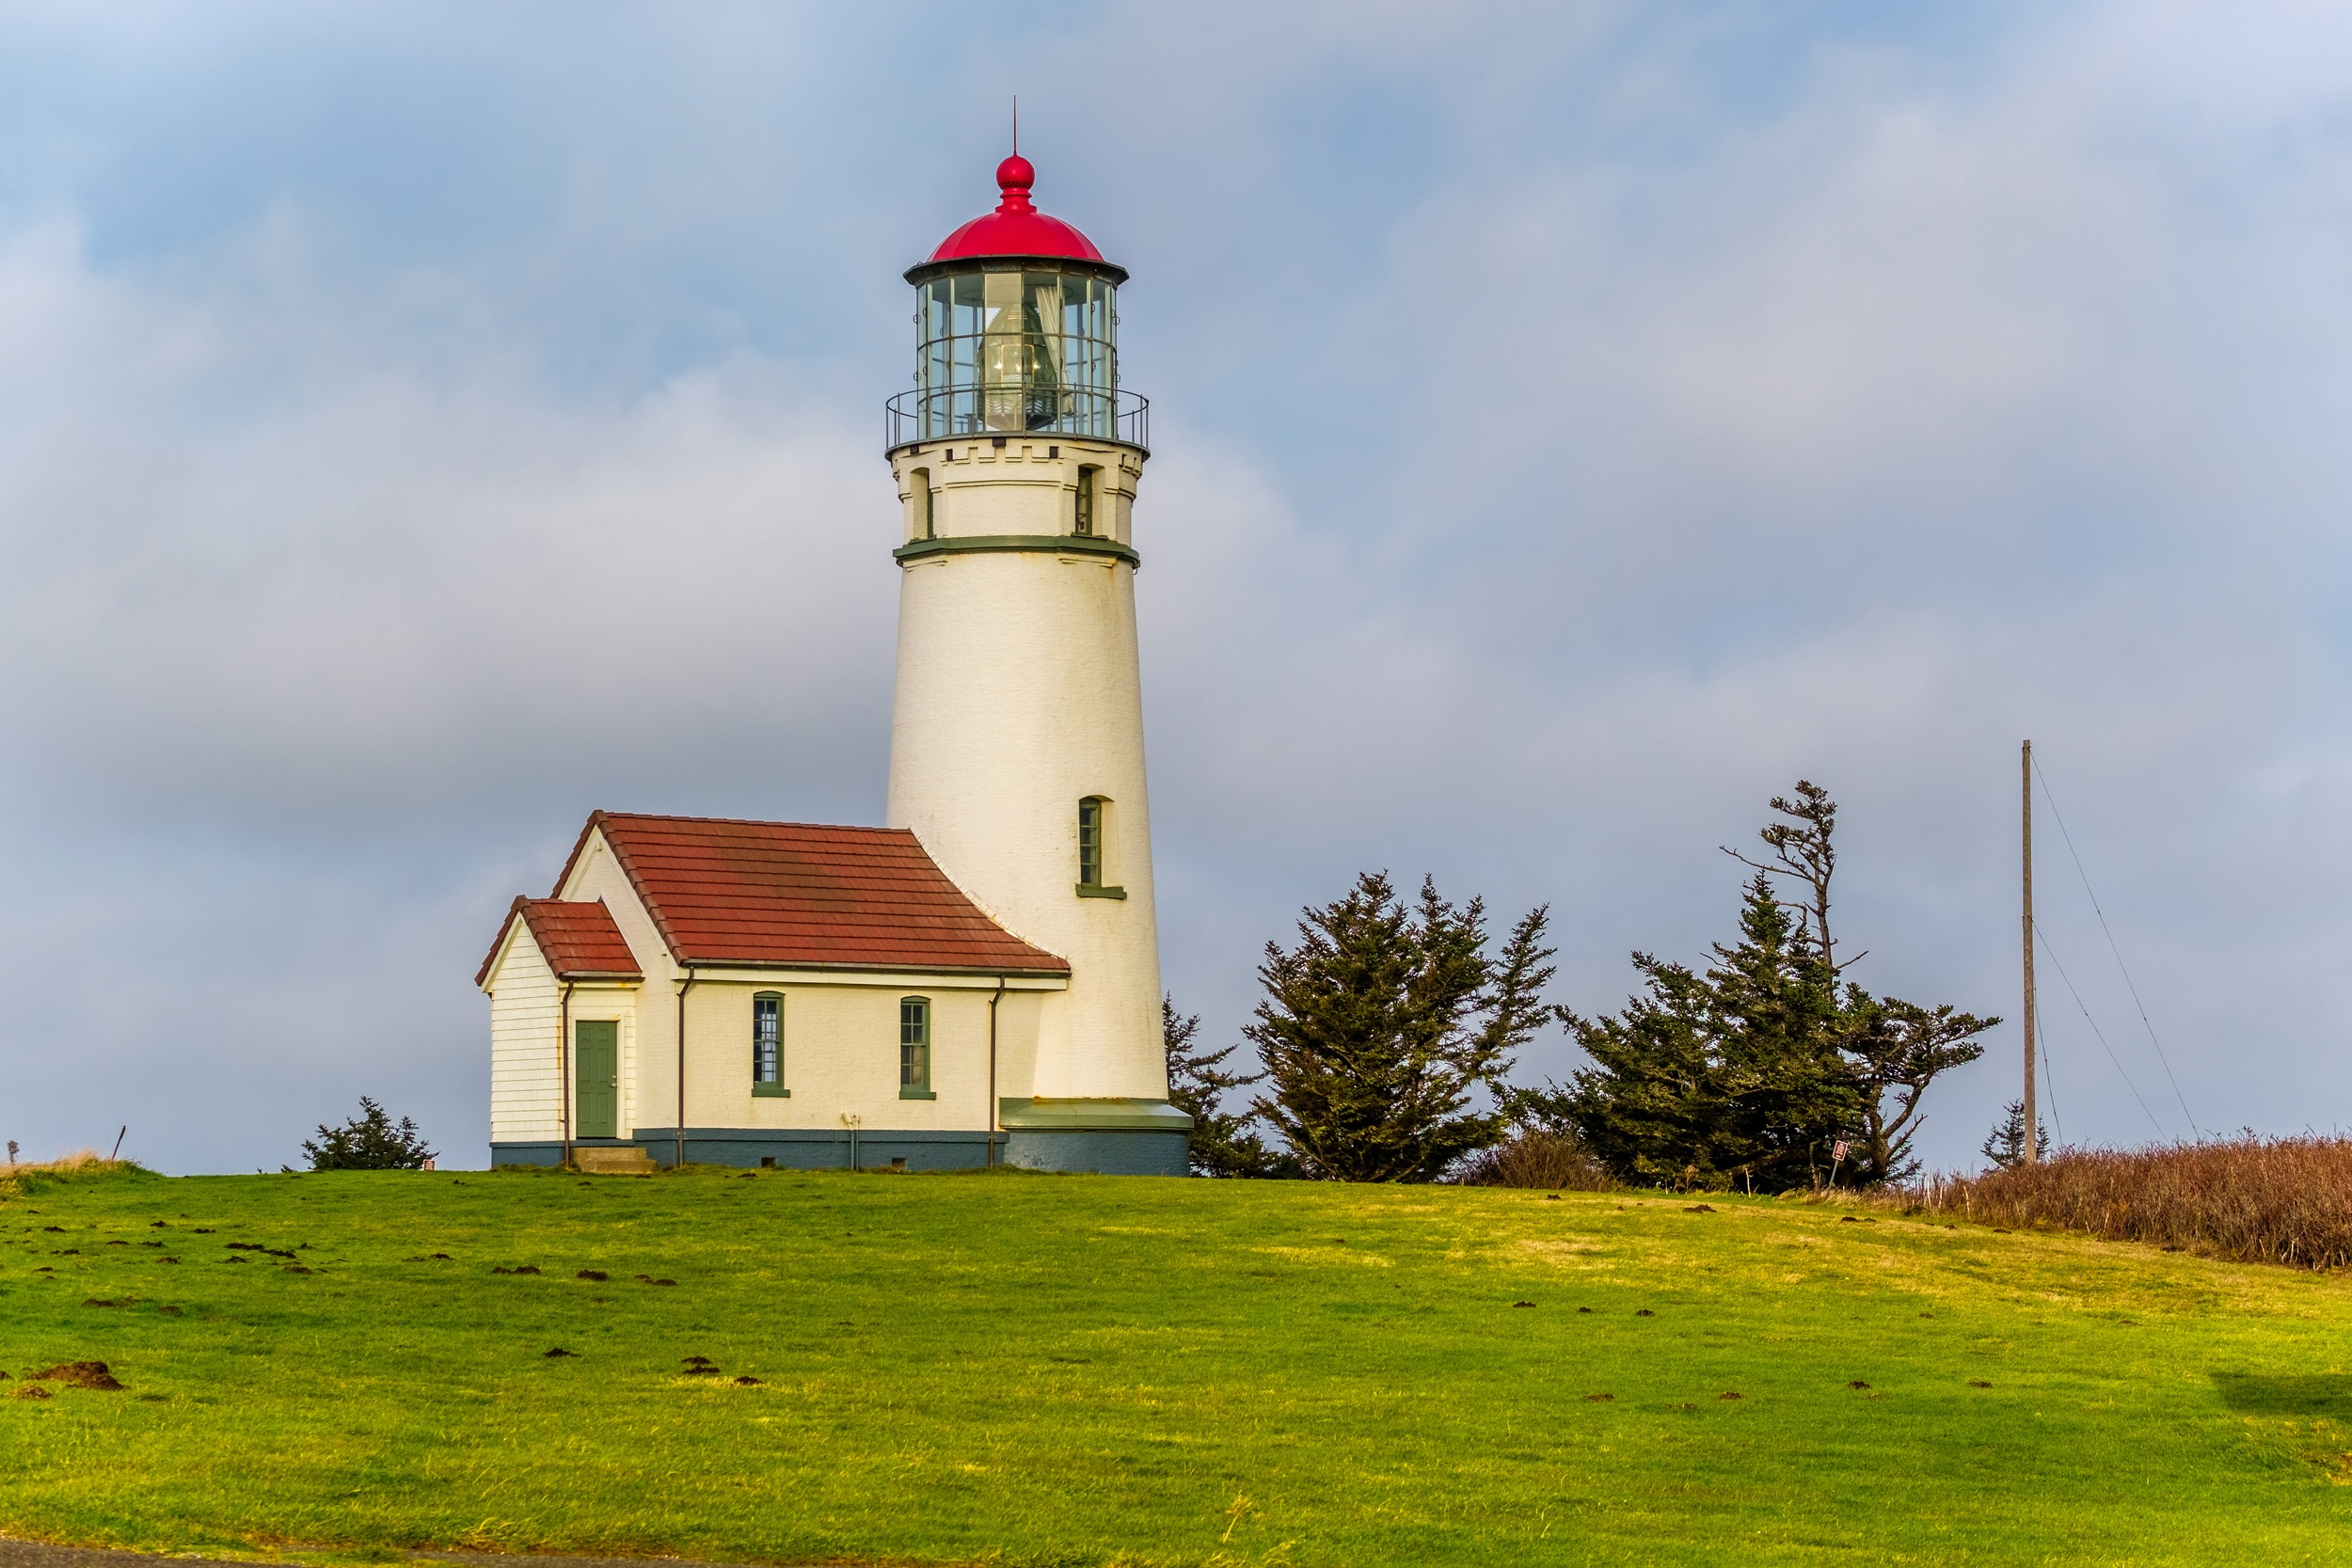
[891,154,1145,448]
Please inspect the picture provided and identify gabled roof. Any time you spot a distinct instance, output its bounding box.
[550,811,1070,976]
[476,896,643,988]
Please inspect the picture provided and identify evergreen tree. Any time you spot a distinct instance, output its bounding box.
[1248,873,1554,1182]
[1551,875,1856,1190]
[1549,783,1994,1191]
[1164,996,1286,1179]
[1839,992,1999,1183]
[1706,874,1857,1185]
[1527,949,1726,1187]
[1979,1099,2050,1168]
[1724,780,1996,1184]
[298,1098,436,1171]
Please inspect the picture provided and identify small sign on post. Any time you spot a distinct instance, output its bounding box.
[1830,1140,1850,1187]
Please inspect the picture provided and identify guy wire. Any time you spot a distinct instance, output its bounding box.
[2036,922,2165,1139]
[2032,755,2201,1136]
[2036,1013,2062,1147]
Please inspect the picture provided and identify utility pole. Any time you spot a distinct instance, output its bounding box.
[2022,739,2039,1164]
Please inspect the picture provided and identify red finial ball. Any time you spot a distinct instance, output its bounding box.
[924,150,1109,266]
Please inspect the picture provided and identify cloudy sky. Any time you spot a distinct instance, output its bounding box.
[4,1,2348,1173]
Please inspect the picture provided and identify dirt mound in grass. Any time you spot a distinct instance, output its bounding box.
[30,1361,125,1390]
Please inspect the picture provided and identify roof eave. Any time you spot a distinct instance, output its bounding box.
[902,254,1128,289]
[559,812,690,973]
[474,895,532,990]
[665,956,1072,979]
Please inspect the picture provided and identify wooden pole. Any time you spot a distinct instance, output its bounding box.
[2022,739,2039,1164]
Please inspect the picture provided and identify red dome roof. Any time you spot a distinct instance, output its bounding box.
[927,155,1108,265]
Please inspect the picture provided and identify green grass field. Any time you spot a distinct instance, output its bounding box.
[3,1165,2348,1567]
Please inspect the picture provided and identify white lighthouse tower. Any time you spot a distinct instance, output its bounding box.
[883,152,1189,1175]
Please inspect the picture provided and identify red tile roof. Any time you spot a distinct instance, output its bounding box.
[548,811,1069,976]
[476,896,643,987]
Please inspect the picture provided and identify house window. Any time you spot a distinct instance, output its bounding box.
[752,992,788,1098]
[899,997,935,1100]
[1074,466,1097,536]
[913,468,936,539]
[1076,797,1126,898]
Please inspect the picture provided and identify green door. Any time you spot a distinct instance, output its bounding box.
[575,1021,618,1140]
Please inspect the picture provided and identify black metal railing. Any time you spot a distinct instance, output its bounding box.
[886,387,1147,450]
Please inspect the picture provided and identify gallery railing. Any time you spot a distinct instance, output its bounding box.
[886,386,1148,449]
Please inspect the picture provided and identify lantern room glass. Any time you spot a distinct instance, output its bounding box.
[913,269,1118,438]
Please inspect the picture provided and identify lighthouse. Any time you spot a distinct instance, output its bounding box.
[884,154,1188,1174]
[476,154,1188,1178]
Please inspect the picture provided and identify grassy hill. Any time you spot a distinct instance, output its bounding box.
[3,1164,2348,1567]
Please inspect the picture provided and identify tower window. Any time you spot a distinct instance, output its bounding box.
[752,992,787,1097]
[912,468,935,539]
[899,997,934,1099]
[1078,797,1103,885]
[1074,466,1098,536]
[1076,797,1125,897]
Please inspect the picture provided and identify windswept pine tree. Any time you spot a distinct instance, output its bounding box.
[1545,874,1857,1190]
[1533,783,1994,1191]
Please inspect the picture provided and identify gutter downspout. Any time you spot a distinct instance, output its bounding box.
[558,979,576,1169]
[987,976,1008,1168]
[675,966,696,1171]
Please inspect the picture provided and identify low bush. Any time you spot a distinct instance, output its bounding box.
[299,1097,436,1171]
[1912,1134,2352,1270]
[1452,1131,1614,1191]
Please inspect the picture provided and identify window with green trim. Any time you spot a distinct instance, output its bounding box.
[1074,466,1097,536]
[752,991,784,1092]
[1079,797,1104,887]
[1076,797,1125,897]
[899,996,931,1096]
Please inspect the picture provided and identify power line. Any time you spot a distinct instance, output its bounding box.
[2036,923,2167,1139]
[2031,756,2201,1137]
[2036,1013,2062,1147]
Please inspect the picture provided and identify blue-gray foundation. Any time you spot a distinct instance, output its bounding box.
[494,1098,1192,1176]
[492,1125,1187,1176]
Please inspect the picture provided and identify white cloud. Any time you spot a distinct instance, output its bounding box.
[0,217,898,832]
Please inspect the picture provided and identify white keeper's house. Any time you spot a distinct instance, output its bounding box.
[476,152,1191,1176]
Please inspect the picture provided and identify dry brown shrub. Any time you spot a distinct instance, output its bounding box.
[1910,1135,2352,1270]
[22,1149,109,1173]
[0,1150,145,1199]
[1454,1132,1615,1191]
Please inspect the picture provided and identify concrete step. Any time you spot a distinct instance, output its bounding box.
[571,1146,657,1175]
